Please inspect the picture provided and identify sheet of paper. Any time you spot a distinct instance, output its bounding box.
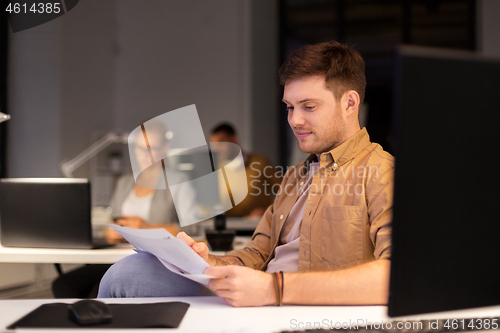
[114,226,175,239]
[110,226,175,252]
[157,257,212,285]
[110,224,214,285]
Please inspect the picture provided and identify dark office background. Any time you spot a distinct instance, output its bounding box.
[0,0,487,175]
[278,0,476,165]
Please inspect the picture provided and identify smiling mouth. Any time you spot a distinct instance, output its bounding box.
[295,131,312,138]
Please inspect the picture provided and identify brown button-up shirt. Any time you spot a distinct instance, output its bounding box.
[228,128,394,271]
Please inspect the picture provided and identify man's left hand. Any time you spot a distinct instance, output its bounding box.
[205,266,275,307]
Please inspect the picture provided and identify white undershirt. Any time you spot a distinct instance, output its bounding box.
[121,189,154,222]
[266,161,320,273]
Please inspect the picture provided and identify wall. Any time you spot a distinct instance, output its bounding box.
[59,0,116,178]
[112,0,253,151]
[7,19,61,177]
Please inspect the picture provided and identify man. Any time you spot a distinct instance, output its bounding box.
[98,41,393,306]
[210,123,281,217]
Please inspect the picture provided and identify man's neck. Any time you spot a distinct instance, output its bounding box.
[320,125,362,155]
[342,123,361,144]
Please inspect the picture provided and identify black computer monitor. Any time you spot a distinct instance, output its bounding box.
[388,46,500,317]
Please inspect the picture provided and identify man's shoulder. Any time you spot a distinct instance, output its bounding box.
[366,143,394,164]
[353,128,394,170]
[360,143,395,179]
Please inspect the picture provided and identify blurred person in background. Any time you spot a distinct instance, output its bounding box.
[105,121,197,243]
[52,121,197,298]
[210,123,281,218]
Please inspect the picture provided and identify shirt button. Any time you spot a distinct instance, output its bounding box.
[280,215,284,220]
[300,181,304,186]
[333,163,338,168]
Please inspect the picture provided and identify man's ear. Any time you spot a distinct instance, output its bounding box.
[342,90,360,117]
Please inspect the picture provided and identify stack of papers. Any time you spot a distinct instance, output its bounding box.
[110,224,214,285]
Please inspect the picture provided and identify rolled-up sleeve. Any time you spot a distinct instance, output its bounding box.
[366,166,394,260]
[226,205,274,269]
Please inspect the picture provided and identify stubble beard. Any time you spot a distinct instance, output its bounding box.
[297,113,346,155]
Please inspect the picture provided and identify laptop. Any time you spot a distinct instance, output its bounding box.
[0,178,111,249]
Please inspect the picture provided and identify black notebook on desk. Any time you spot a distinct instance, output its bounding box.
[0,178,111,249]
[7,302,190,329]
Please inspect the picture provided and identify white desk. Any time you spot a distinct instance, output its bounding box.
[0,236,251,265]
[0,217,257,265]
[1,296,500,333]
[0,244,136,264]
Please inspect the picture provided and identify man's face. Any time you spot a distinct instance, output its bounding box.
[283,75,347,155]
[210,132,237,161]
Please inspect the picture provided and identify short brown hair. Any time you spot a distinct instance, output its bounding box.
[211,122,236,137]
[279,41,366,103]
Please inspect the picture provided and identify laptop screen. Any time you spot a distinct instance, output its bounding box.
[0,178,93,249]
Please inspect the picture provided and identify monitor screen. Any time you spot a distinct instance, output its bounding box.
[388,46,500,317]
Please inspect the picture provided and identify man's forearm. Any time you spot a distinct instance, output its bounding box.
[283,259,391,305]
[208,255,245,267]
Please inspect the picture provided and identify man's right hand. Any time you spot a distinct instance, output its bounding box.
[176,232,212,265]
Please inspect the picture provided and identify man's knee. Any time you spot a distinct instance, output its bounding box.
[98,253,161,298]
[98,252,215,298]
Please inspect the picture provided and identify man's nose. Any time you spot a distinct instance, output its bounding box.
[288,110,305,128]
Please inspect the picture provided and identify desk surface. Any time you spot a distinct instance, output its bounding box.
[1,297,500,333]
[0,216,256,265]
[0,235,251,264]
[0,244,136,264]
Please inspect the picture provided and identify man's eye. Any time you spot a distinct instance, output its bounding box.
[304,105,315,110]
[286,106,293,112]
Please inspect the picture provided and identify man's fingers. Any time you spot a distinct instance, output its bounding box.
[209,277,232,290]
[214,289,234,299]
[177,232,209,260]
[205,266,235,278]
[192,242,209,255]
[176,232,196,246]
[213,290,245,307]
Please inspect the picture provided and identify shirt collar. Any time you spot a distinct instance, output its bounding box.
[302,127,371,171]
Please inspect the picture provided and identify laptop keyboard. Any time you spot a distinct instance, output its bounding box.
[281,317,500,332]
